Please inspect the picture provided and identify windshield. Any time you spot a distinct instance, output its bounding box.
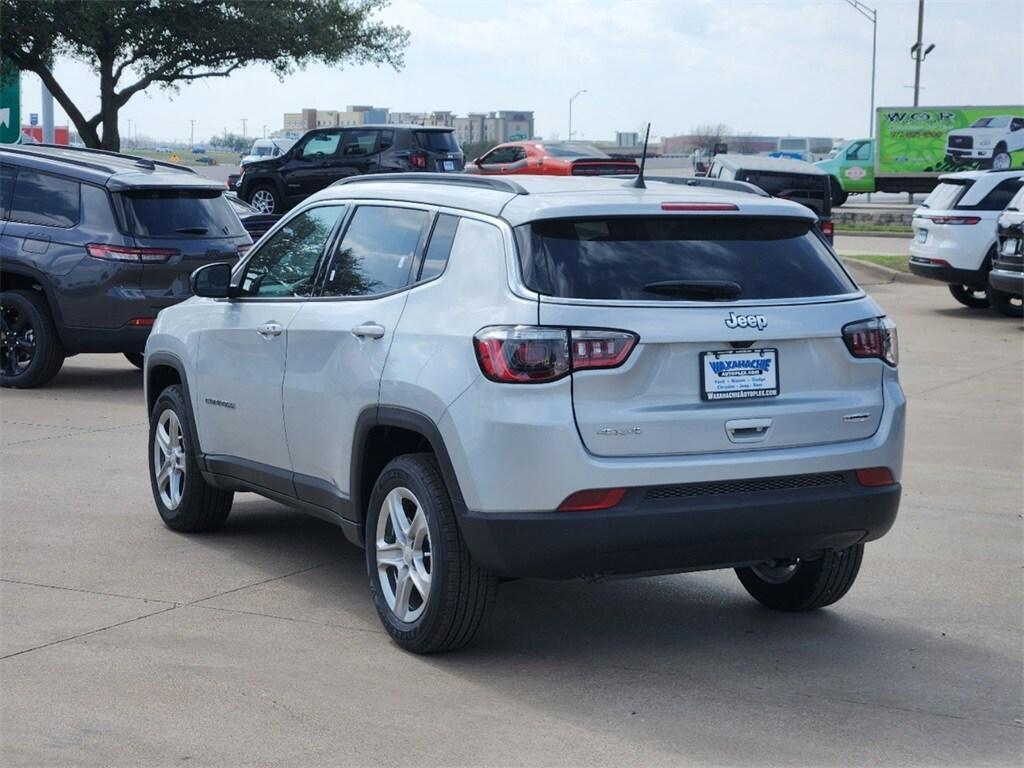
[118,189,246,238]
[515,216,854,301]
[971,117,1009,128]
[544,143,609,158]
[922,182,970,210]
[414,130,460,152]
[252,146,274,156]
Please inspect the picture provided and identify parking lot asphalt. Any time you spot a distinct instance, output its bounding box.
[1,270,1021,767]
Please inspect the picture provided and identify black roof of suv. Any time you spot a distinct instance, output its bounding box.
[236,125,465,214]
[1,144,251,388]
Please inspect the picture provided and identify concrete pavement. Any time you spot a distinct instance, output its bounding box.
[1,273,1021,766]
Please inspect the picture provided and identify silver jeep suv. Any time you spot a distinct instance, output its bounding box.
[144,173,905,653]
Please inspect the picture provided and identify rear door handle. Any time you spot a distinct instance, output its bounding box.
[351,322,385,339]
[256,322,283,338]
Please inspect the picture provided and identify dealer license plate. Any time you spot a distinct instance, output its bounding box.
[701,348,780,401]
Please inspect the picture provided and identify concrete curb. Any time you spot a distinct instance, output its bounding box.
[835,230,912,239]
[841,257,931,285]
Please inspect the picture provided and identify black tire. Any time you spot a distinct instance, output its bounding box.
[124,352,145,369]
[0,289,65,389]
[246,184,281,214]
[948,283,990,309]
[830,177,848,207]
[148,384,232,532]
[988,286,1023,318]
[735,544,864,611]
[366,453,496,653]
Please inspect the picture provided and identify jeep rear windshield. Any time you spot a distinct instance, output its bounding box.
[414,130,459,152]
[117,189,246,238]
[515,217,855,301]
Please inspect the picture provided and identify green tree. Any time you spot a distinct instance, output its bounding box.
[1,0,407,150]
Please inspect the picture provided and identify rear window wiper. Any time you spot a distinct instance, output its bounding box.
[642,280,742,301]
[175,226,209,234]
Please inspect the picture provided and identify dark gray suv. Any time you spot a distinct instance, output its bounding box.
[0,145,252,388]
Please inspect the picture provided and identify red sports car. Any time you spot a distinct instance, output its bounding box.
[465,142,640,177]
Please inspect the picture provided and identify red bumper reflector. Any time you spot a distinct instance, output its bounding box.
[128,317,156,327]
[557,488,627,512]
[855,467,895,487]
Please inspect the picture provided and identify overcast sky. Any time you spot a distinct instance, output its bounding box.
[18,0,1024,144]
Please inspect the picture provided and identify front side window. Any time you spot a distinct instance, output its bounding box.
[9,171,80,228]
[298,131,341,159]
[847,141,871,161]
[481,147,519,165]
[237,205,346,298]
[0,164,16,219]
[321,206,429,297]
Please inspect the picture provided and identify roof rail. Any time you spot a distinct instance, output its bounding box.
[0,144,118,175]
[643,175,770,197]
[12,143,197,175]
[333,172,529,195]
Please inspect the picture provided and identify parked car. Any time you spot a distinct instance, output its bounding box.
[705,154,834,242]
[225,194,280,242]
[465,142,639,176]
[907,170,1024,308]
[237,125,464,214]
[239,137,295,167]
[0,144,252,388]
[989,182,1024,316]
[194,156,217,166]
[144,173,904,653]
[946,116,1024,170]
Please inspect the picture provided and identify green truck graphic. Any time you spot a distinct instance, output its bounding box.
[817,106,1024,200]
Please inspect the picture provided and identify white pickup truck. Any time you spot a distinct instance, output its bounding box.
[946,116,1024,170]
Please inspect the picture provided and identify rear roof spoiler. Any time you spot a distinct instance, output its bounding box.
[643,176,770,197]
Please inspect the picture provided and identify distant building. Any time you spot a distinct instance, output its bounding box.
[454,111,535,145]
[615,131,640,148]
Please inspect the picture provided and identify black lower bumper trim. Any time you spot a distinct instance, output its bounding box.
[908,260,985,288]
[458,477,900,579]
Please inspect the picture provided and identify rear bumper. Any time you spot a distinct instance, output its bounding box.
[989,267,1023,295]
[60,324,152,354]
[458,474,901,578]
[908,258,986,288]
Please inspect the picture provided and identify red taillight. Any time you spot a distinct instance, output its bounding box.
[855,467,895,487]
[128,317,156,327]
[661,202,738,211]
[821,221,834,238]
[87,243,178,263]
[473,326,638,383]
[928,216,980,225]
[842,317,898,366]
[557,487,627,512]
[410,152,428,169]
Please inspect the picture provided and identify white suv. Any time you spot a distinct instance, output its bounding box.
[144,174,906,653]
[909,170,1024,308]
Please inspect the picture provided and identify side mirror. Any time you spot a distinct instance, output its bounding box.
[190,262,233,298]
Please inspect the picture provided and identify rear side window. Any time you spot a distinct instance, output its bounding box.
[414,131,459,152]
[417,214,459,282]
[973,179,1023,211]
[118,189,246,238]
[0,164,16,219]
[923,182,969,211]
[9,171,80,228]
[321,206,430,297]
[515,217,855,301]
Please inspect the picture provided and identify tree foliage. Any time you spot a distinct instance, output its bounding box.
[1,0,408,150]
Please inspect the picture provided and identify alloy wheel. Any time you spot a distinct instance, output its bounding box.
[0,302,36,377]
[376,486,432,622]
[249,189,276,213]
[992,152,1011,171]
[153,409,187,510]
[751,559,800,584]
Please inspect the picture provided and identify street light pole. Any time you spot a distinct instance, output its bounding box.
[189,119,195,149]
[843,0,878,138]
[568,89,586,141]
[241,118,247,139]
[913,0,924,106]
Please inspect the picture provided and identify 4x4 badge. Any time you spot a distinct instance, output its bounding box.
[724,312,768,331]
